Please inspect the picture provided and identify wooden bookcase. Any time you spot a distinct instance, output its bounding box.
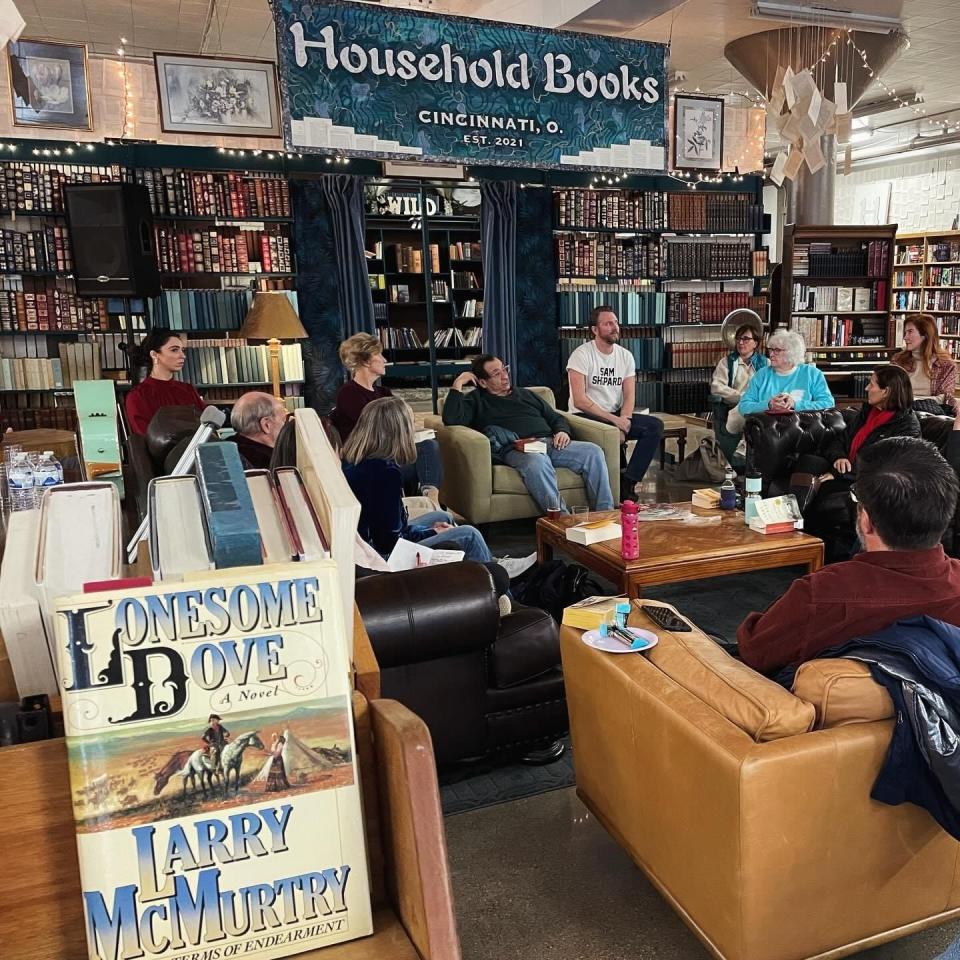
[780,223,898,403]
[553,179,769,414]
[0,158,304,431]
[893,229,960,360]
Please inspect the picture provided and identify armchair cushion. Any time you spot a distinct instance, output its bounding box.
[489,606,560,688]
[641,603,815,741]
[792,658,894,728]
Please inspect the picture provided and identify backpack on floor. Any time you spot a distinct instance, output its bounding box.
[513,559,611,622]
[672,436,728,483]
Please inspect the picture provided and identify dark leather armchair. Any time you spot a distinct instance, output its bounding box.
[355,561,567,765]
[744,407,960,553]
[125,405,203,522]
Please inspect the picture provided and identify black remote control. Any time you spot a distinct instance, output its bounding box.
[639,603,693,632]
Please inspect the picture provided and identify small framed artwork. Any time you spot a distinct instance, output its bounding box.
[154,53,281,138]
[7,39,92,130]
[673,94,724,172]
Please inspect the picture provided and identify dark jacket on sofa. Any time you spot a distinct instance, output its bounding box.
[821,403,921,467]
[813,617,960,841]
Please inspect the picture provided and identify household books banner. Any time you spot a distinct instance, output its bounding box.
[272,0,667,171]
[53,561,372,960]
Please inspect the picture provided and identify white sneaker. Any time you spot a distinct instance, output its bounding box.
[498,594,513,616]
[496,553,537,579]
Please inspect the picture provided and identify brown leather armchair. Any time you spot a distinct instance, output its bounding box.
[355,562,567,765]
[561,601,960,960]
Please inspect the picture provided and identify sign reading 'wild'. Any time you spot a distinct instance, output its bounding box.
[271,0,668,171]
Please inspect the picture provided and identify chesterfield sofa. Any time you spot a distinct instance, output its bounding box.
[424,386,620,526]
[561,600,960,960]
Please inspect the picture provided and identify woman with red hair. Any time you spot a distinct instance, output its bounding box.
[892,313,957,416]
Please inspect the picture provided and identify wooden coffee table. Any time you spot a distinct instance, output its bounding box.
[536,503,823,599]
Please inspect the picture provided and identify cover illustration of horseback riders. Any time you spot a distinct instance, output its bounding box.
[54,562,372,960]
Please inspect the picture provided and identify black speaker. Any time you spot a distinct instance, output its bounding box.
[64,182,162,298]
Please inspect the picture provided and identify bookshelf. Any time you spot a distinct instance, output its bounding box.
[781,223,898,403]
[364,181,482,389]
[0,158,303,429]
[553,182,769,414]
[893,230,960,358]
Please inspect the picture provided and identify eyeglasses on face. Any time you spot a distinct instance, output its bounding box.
[736,336,756,343]
[767,347,787,355]
[488,364,510,378]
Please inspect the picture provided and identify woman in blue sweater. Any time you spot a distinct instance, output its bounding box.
[342,396,495,563]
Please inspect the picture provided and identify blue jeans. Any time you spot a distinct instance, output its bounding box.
[399,437,443,493]
[935,933,960,960]
[406,509,492,562]
[501,440,614,514]
[576,411,663,482]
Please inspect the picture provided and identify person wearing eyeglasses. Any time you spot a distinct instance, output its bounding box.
[710,321,769,467]
[730,328,834,434]
[444,354,614,514]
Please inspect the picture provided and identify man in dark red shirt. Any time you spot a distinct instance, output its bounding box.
[738,436,960,674]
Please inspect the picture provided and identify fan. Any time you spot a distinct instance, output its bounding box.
[720,308,766,350]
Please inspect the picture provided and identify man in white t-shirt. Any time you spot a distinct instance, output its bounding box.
[567,306,664,497]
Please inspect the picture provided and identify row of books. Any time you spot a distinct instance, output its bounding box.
[792,284,875,312]
[560,331,664,371]
[924,290,960,312]
[666,341,726,369]
[895,244,924,265]
[452,270,481,289]
[378,326,424,349]
[663,380,710,415]
[450,241,481,260]
[0,288,107,331]
[557,290,666,327]
[633,375,663,410]
[666,241,755,280]
[387,243,442,274]
[792,315,888,348]
[204,386,305,405]
[667,292,766,325]
[667,193,764,232]
[554,235,663,279]
[181,340,305,387]
[893,289,922,311]
[433,327,482,347]
[0,403,77,432]
[930,241,960,263]
[0,162,122,213]
[153,226,292,275]
[0,225,73,274]
[929,267,960,286]
[132,168,291,219]
[0,340,103,389]
[794,240,890,278]
[935,316,960,337]
[457,299,483,318]
[555,189,668,230]
[148,289,299,331]
[894,269,922,287]
[431,280,449,299]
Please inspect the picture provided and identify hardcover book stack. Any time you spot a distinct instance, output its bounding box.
[387,242,441,273]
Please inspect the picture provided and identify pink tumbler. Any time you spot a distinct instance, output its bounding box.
[621,500,639,560]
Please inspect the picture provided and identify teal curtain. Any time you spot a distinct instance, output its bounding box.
[480,180,517,375]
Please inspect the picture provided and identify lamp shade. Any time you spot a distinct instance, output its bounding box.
[239,292,307,341]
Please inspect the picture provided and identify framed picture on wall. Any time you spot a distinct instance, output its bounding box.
[154,53,281,138]
[7,39,92,130]
[673,94,724,172]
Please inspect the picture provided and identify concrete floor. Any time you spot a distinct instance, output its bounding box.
[445,787,960,960]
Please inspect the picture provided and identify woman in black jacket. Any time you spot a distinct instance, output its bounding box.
[801,365,920,561]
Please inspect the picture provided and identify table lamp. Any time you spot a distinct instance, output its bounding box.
[238,292,308,399]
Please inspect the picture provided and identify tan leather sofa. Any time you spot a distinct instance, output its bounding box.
[424,386,621,525]
[560,601,960,960]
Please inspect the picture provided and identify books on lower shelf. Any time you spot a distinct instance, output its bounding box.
[554,233,663,279]
[667,292,766,325]
[0,285,108,332]
[0,224,74,273]
[450,240,482,259]
[666,239,754,279]
[378,326,424,349]
[792,284,877,312]
[182,339,304,386]
[558,289,666,326]
[793,240,889,278]
[153,225,291,274]
[792,314,889,348]
[433,326,481,347]
[149,289,299,332]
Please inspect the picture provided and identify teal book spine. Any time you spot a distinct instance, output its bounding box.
[195,442,262,568]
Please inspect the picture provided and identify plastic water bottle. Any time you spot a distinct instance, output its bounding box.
[719,467,737,510]
[8,454,35,512]
[744,470,762,525]
[620,500,640,560]
[34,450,62,494]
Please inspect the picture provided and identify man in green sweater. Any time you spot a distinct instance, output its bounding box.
[443,354,614,513]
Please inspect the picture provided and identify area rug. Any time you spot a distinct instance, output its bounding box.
[439,565,801,816]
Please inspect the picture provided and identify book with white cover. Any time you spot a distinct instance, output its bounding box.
[294,409,361,657]
[387,538,465,571]
[35,481,121,646]
[275,467,329,562]
[0,510,54,696]
[246,469,295,564]
[148,476,213,581]
[566,521,622,545]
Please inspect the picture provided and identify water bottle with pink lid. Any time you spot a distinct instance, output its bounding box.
[621,500,640,560]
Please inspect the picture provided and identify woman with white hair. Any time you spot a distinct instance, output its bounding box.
[736,328,834,417]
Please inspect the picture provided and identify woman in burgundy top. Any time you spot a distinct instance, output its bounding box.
[124,329,206,435]
[331,332,442,503]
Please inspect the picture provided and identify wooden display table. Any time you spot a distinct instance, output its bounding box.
[536,504,823,599]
